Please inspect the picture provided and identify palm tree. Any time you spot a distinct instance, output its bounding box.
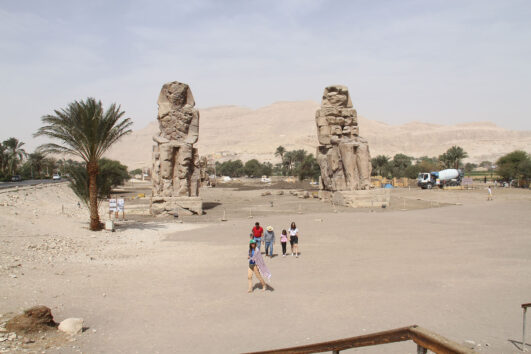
[275,146,286,160]
[35,98,132,231]
[440,146,468,169]
[282,151,295,175]
[0,143,7,174]
[27,152,46,178]
[3,137,27,175]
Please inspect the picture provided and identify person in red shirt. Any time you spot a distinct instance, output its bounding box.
[251,222,264,249]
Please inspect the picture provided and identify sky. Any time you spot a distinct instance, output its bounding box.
[1,0,530,151]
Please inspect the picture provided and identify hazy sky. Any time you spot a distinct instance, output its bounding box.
[1,0,530,151]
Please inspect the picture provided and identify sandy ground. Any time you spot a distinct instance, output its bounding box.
[1,182,531,353]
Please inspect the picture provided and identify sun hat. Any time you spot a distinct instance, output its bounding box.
[249,239,257,244]
[266,226,273,231]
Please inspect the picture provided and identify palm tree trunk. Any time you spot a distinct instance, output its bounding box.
[87,161,101,231]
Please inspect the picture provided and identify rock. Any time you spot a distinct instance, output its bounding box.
[276,190,284,195]
[315,85,372,195]
[150,81,203,216]
[58,318,84,335]
[5,306,57,333]
[261,191,272,196]
[463,340,476,349]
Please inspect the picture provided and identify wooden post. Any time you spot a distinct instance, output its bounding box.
[221,209,227,221]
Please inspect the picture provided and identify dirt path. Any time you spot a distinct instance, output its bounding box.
[1,185,531,353]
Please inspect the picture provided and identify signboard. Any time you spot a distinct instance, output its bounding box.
[117,198,125,212]
[109,199,117,212]
[462,177,474,186]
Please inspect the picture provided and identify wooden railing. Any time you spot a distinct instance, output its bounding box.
[245,325,475,354]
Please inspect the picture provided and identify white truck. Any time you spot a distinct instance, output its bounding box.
[417,169,464,189]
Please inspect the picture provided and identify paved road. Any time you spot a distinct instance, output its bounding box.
[0,179,67,190]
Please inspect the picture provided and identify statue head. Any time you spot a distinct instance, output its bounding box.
[322,85,352,108]
[158,81,195,119]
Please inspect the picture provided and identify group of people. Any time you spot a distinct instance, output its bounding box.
[247,221,301,293]
[251,221,300,257]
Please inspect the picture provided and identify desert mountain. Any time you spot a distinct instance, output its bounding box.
[106,101,531,170]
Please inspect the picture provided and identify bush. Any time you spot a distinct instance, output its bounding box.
[496,150,531,182]
[68,158,129,206]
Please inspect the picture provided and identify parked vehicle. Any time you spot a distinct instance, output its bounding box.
[417,169,464,189]
[11,175,22,182]
[52,173,61,180]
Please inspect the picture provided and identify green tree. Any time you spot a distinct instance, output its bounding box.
[261,162,273,176]
[479,161,492,169]
[129,168,142,176]
[297,154,320,181]
[68,158,129,206]
[244,159,263,177]
[275,146,286,160]
[496,150,531,182]
[371,155,390,177]
[390,153,412,177]
[35,98,132,231]
[282,151,295,175]
[464,162,478,173]
[3,137,27,175]
[216,160,244,177]
[27,152,46,178]
[0,143,7,174]
[439,146,468,169]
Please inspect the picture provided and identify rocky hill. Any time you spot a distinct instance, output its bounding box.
[105,101,531,169]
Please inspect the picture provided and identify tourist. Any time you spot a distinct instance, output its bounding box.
[264,226,275,258]
[280,229,288,256]
[247,240,270,293]
[289,222,300,257]
[251,222,264,249]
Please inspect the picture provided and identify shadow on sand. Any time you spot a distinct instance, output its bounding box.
[114,220,168,232]
[252,283,275,292]
[508,339,530,351]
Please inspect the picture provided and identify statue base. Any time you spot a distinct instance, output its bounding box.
[320,189,390,208]
[150,196,203,216]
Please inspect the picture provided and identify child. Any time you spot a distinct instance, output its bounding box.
[280,229,288,256]
[248,240,270,292]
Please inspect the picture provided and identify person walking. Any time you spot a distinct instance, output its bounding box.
[487,185,493,201]
[264,226,275,258]
[280,229,288,256]
[251,222,264,249]
[289,222,300,258]
[248,240,270,293]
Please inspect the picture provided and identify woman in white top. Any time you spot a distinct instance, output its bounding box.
[289,222,299,258]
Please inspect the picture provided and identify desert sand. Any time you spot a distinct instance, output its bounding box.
[1,181,531,353]
[105,101,531,170]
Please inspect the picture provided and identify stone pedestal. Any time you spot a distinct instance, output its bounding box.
[151,197,203,216]
[320,189,390,208]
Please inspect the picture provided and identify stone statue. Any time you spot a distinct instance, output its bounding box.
[315,85,372,193]
[150,81,202,216]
